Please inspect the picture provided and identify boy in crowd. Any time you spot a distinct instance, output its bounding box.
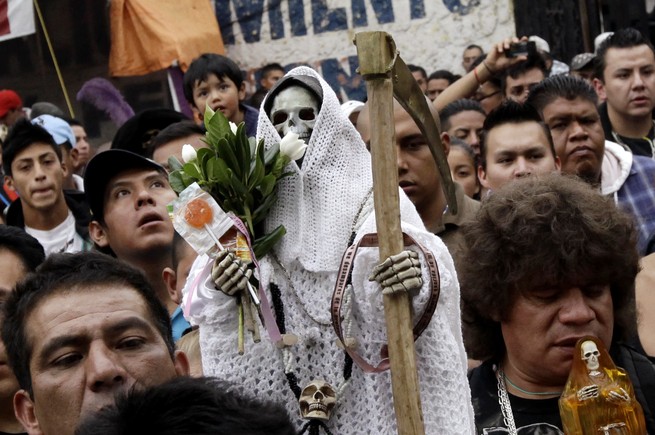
[3,119,92,255]
[84,149,190,334]
[31,115,84,191]
[184,54,259,137]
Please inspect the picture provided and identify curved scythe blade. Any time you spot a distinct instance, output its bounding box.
[391,56,458,215]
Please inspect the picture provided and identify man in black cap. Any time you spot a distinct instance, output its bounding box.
[85,149,189,334]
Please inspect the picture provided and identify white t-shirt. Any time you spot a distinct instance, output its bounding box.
[26,211,85,255]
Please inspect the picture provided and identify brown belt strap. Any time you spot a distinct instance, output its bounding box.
[331,232,440,373]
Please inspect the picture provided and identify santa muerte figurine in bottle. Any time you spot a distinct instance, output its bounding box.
[559,336,646,435]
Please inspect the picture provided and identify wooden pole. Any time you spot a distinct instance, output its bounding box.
[355,31,425,435]
[33,0,75,117]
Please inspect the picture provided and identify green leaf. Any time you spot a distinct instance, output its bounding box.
[196,147,214,166]
[207,157,231,185]
[204,105,230,143]
[248,154,265,190]
[253,225,286,259]
[168,156,183,172]
[234,123,251,180]
[180,171,195,188]
[229,172,250,197]
[259,174,276,197]
[251,191,278,225]
[216,137,241,179]
[168,170,187,193]
[182,162,202,180]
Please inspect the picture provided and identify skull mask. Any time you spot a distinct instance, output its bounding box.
[299,380,336,421]
[270,86,320,143]
[581,340,601,371]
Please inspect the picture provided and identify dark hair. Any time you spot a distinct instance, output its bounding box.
[2,118,61,176]
[428,69,457,84]
[65,118,84,128]
[74,376,296,435]
[595,27,655,81]
[460,174,639,361]
[0,226,45,273]
[408,64,427,81]
[465,44,483,53]
[259,62,285,79]
[147,121,204,158]
[527,74,599,113]
[479,100,555,169]
[440,98,485,131]
[1,252,175,395]
[449,137,477,165]
[183,54,244,104]
[501,52,548,95]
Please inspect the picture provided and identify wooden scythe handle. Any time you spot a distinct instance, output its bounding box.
[354,31,425,435]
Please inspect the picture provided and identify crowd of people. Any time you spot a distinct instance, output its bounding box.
[0,26,655,435]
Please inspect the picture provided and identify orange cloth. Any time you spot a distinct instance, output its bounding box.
[109,0,224,77]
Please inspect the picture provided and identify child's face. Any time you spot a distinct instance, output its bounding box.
[191,74,246,123]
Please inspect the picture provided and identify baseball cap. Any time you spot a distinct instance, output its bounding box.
[31,114,76,147]
[84,149,167,221]
[570,53,596,71]
[529,36,550,53]
[0,90,22,118]
[111,108,188,156]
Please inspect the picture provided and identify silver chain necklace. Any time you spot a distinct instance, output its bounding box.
[495,367,518,435]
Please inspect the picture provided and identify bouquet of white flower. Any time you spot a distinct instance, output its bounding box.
[168,106,306,259]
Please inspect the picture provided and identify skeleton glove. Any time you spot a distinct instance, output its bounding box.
[368,250,423,295]
[211,249,253,296]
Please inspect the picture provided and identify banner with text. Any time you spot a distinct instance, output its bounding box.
[216,0,515,100]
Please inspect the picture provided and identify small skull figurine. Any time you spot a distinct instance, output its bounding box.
[299,380,337,421]
[270,86,320,143]
[581,340,601,372]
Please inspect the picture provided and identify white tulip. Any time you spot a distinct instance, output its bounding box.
[229,122,238,135]
[279,132,307,161]
[182,144,197,163]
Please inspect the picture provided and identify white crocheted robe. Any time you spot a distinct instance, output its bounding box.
[183,67,475,434]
